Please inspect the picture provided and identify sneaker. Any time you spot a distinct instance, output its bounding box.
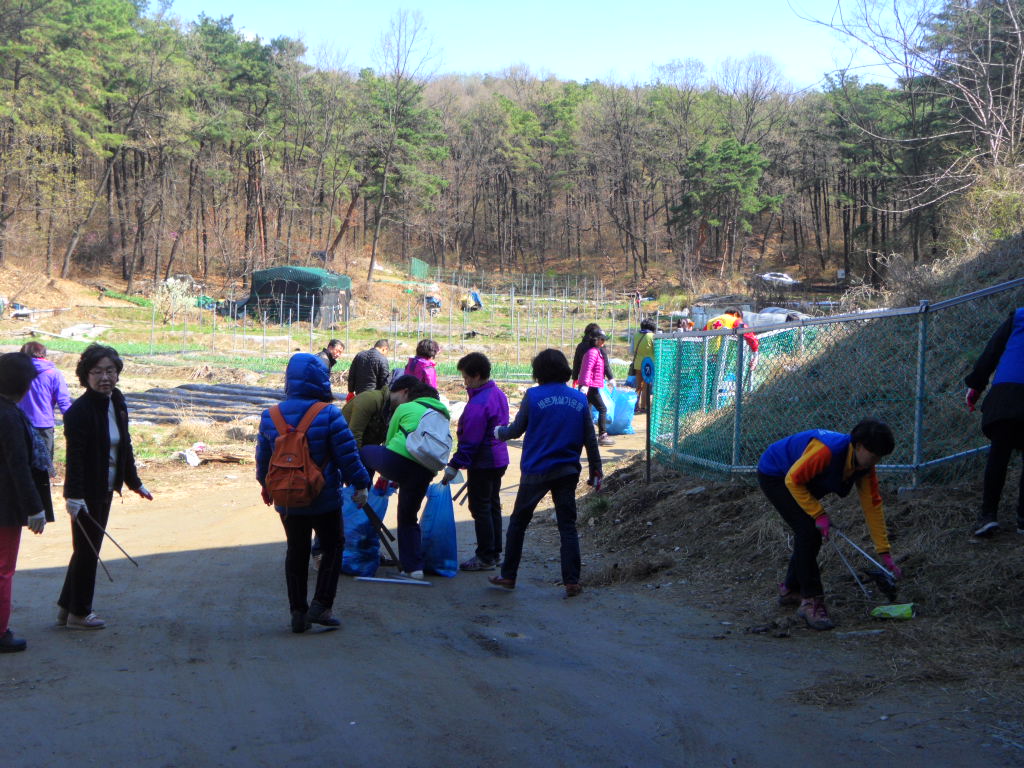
[777,583,801,607]
[306,601,341,628]
[311,554,322,572]
[291,610,312,634]
[66,612,105,630]
[598,434,616,447]
[0,629,27,653]
[796,597,835,631]
[398,570,424,580]
[973,513,999,537]
[564,583,583,598]
[488,575,516,591]
[56,607,68,627]
[459,556,497,572]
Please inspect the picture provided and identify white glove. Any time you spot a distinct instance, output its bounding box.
[66,499,87,519]
[352,488,368,507]
[441,465,458,485]
[27,511,46,534]
[749,351,760,371]
[579,386,589,395]
[493,426,504,441]
[134,484,153,500]
[608,379,617,390]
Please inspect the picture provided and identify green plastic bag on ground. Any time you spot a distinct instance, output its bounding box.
[870,603,916,620]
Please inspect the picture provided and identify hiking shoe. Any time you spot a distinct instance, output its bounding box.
[973,513,999,537]
[460,556,497,572]
[66,612,105,630]
[777,583,801,607]
[311,554,322,572]
[796,597,835,631]
[398,570,424,580]
[291,610,312,634]
[0,629,27,653]
[564,583,583,598]
[488,575,516,591]
[307,601,341,628]
[598,434,616,447]
[56,607,68,627]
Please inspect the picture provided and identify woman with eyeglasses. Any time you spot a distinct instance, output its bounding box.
[58,344,152,630]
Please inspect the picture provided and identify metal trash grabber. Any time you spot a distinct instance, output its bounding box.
[74,514,113,583]
[452,483,469,504]
[832,526,896,581]
[829,537,872,598]
[81,512,139,567]
[361,503,400,566]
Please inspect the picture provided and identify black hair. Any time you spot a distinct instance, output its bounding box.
[725,307,743,317]
[581,323,602,341]
[585,330,607,349]
[640,319,656,332]
[76,344,124,388]
[850,419,895,457]
[457,352,491,380]
[532,348,572,384]
[328,339,344,349]
[415,338,439,359]
[0,352,39,400]
[20,341,47,358]
[389,374,420,392]
[374,339,389,349]
[408,382,439,401]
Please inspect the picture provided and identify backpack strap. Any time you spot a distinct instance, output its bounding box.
[295,401,330,434]
[269,401,330,436]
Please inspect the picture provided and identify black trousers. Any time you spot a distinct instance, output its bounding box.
[280,510,343,614]
[466,466,507,562]
[758,472,823,598]
[58,492,113,616]
[586,386,608,435]
[982,418,1024,520]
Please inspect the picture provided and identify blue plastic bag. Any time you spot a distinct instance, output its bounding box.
[609,389,638,435]
[624,374,637,388]
[589,385,616,426]
[341,484,393,577]
[421,483,458,578]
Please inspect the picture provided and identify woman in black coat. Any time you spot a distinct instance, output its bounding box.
[0,353,50,652]
[59,345,152,630]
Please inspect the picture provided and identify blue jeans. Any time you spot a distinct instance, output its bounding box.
[360,445,434,572]
[501,473,581,585]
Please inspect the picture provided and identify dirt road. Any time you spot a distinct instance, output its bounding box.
[2,431,1014,767]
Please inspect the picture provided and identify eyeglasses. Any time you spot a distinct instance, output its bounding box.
[88,367,119,378]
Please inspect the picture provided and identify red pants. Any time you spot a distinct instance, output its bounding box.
[0,526,22,634]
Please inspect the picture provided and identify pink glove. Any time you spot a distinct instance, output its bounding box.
[966,388,980,412]
[814,514,831,540]
[880,553,902,580]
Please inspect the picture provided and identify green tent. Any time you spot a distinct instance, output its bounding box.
[250,267,352,327]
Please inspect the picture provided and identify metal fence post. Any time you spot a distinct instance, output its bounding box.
[732,330,745,471]
[912,300,930,487]
[672,336,682,455]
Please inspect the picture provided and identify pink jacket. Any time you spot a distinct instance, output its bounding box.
[405,356,437,388]
[579,347,607,388]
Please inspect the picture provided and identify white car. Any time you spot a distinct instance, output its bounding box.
[759,272,800,286]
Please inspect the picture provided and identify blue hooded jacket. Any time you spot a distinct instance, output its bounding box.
[256,353,370,515]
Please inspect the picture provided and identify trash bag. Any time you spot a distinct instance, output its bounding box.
[608,389,638,435]
[421,483,458,578]
[341,484,394,577]
[589,385,616,426]
[624,374,637,389]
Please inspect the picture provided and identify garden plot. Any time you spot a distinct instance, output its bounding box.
[125,382,283,424]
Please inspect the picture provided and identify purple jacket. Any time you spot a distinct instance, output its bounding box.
[19,357,72,428]
[449,380,510,470]
[405,356,438,388]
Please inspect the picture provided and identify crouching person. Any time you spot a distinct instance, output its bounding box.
[757,419,901,630]
[490,349,602,598]
[257,353,370,634]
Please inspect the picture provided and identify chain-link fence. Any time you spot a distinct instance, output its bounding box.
[650,277,1024,484]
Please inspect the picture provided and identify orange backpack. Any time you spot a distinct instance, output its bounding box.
[265,401,330,508]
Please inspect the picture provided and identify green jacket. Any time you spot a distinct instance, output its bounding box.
[632,330,654,371]
[386,396,451,461]
[341,388,390,449]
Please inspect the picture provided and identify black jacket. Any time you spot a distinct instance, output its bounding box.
[316,348,337,371]
[347,347,390,394]
[63,387,141,500]
[0,399,48,527]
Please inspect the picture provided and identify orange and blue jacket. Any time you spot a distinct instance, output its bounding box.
[704,313,759,355]
[758,429,890,554]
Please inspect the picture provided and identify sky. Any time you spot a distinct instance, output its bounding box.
[161,0,889,90]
